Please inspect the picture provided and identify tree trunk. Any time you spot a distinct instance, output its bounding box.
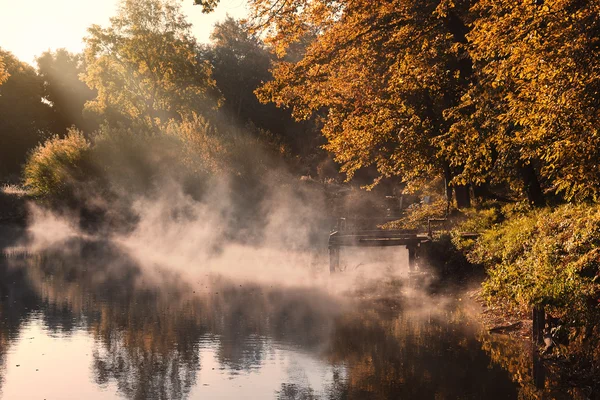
[454,184,471,209]
[520,163,545,207]
[473,183,489,199]
[443,163,453,214]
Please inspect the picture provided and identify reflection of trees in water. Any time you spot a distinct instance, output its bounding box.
[277,383,318,400]
[276,370,347,400]
[4,239,551,400]
[478,333,581,399]
[92,333,200,400]
[0,259,41,392]
[321,301,519,399]
[86,290,203,399]
[11,239,342,399]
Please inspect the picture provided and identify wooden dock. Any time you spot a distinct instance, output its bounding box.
[328,229,431,273]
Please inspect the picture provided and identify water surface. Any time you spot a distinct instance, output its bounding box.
[0,243,522,399]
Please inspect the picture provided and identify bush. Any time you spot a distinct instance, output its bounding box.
[92,125,195,195]
[468,203,600,328]
[24,129,91,198]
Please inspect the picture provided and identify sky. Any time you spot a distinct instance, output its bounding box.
[0,0,248,66]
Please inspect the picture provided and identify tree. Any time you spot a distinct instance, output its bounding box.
[83,0,220,131]
[0,55,8,86]
[250,1,475,202]
[203,17,321,167]
[0,50,51,177]
[205,17,273,123]
[36,49,97,134]
[442,0,600,202]
[193,0,219,13]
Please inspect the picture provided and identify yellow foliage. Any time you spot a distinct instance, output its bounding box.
[82,0,221,131]
[441,0,600,201]
[24,129,91,197]
[251,0,473,187]
[0,57,8,85]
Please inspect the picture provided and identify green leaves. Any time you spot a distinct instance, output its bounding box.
[472,203,600,324]
[24,129,91,198]
[82,0,220,131]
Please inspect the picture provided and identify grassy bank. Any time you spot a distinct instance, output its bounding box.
[448,202,600,392]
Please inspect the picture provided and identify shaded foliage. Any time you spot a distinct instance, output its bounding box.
[453,203,600,376]
[0,49,52,177]
[36,49,98,134]
[203,17,326,176]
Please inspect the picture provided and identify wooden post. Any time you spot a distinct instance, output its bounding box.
[532,349,546,389]
[532,304,545,345]
[329,247,340,273]
[408,245,416,272]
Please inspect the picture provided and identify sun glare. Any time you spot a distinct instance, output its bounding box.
[0,0,247,65]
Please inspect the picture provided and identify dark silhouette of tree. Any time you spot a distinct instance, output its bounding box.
[206,17,273,124]
[0,49,52,177]
[204,17,328,175]
[36,49,98,134]
[193,0,219,12]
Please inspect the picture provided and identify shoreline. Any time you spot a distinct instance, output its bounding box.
[464,286,598,399]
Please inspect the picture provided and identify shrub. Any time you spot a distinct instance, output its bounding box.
[469,203,600,328]
[92,125,194,195]
[24,129,91,198]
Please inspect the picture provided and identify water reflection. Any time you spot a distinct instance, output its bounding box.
[0,239,523,399]
[478,331,590,399]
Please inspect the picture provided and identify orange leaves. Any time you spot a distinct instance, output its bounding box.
[248,0,474,185]
[246,0,600,200]
[456,0,600,200]
[0,56,9,86]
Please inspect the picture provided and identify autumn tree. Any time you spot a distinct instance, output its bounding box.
[83,0,220,131]
[0,50,52,177]
[37,49,97,134]
[442,0,600,203]
[247,0,475,206]
[0,56,8,86]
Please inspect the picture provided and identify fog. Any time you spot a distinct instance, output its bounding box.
[11,125,419,299]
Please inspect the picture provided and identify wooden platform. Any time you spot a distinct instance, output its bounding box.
[328,230,430,247]
[328,229,430,273]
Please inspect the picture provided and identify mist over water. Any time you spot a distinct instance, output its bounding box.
[17,152,415,294]
[0,239,523,399]
[0,127,525,399]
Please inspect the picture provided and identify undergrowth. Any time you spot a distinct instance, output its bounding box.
[453,202,600,377]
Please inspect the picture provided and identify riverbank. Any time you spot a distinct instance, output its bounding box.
[444,202,600,398]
